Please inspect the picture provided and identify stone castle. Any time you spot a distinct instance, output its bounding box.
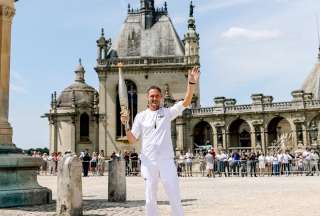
[45,0,320,157]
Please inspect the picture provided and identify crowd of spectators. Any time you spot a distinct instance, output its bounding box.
[30,147,320,178]
[178,147,320,177]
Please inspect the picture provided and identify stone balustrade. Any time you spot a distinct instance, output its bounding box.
[190,100,320,116]
[97,56,185,67]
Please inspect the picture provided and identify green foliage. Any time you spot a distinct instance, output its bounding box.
[24,147,49,156]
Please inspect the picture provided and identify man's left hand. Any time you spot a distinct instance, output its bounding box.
[188,66,200,84]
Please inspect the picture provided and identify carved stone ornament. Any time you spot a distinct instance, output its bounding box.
[252,120,263,125]
[0,6,15,19]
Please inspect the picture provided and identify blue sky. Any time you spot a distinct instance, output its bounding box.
[9,0,320,149]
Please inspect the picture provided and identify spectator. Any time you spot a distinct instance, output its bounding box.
[82,149,91,177]
[130,148,139,175]
[185,150,193,177]
[124,151,131,176]
[258,153,266,176]
[97,150,105,176]
[205,150,214,177]
[41,153,48,176]
[90,152,97,176]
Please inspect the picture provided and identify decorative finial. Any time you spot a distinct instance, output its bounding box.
[189,1,195,17]
[75,58,85,83]
[164,2,167,12]
[51,93,54,108]
[128,3,131,12]
[101,28,104,37]
[53,91,57,109]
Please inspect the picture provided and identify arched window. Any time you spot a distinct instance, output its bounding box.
[116,80,138,137]
[80,113,89,141]
[229,119,251,149]
[193,121,213,150]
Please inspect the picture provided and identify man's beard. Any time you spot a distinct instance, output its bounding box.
[149,100,160,109]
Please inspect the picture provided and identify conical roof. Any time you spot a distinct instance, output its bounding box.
[302,50,320,99]
[114,8,184,57]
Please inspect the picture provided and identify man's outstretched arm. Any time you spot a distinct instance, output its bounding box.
[182,66,200,108]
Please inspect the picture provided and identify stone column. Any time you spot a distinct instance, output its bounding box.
[97,71,107,154]
[260,126,266,154]
[0,0,52,207]
[251,129,256,150]
[213,133,217,149]
[265,129,269,152]
[317,121,320,144]
[175,117,184,154]
[0,0,15,145]
[302,123,308,146]
[108,159,126,202]
[222,128,227,150]
[57,154,83,216]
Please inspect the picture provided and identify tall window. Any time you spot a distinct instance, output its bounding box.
[80,113,89,141]
[116,80,138,137]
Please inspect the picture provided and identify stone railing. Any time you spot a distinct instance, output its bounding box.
[304,100,320,108]
[225,104,252,113]
[190,100,320,116]
[263,101,296,111]
[97,56,186,67]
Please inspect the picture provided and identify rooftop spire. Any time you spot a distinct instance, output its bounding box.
[101,28,104,37]
[75,58,85,83]
[188,1,196,30]
[140,0,154,10]
[189,1,195,17]
[316,14,320,62]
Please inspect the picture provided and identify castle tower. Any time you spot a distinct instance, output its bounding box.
[95,0,200,157]
[184,1,200,65]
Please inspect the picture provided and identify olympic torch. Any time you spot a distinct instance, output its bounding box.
[118,62,130,131]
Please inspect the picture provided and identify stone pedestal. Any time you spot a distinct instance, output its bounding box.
[57,154,83,216]
[108,159,126,202]
[0,145,52,207]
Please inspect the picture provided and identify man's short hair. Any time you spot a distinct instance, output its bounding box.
[147,86,162,95]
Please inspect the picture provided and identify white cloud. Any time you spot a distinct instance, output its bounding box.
[198,0,254,13]
[221,27,282,41]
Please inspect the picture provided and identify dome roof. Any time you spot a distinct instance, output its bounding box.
[57,60,98,108]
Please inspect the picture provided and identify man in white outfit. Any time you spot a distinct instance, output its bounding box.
[121,66,200,216]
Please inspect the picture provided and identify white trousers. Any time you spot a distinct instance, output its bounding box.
[141,158,184,216]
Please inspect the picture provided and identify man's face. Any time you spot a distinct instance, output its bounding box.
[147,89,162,110]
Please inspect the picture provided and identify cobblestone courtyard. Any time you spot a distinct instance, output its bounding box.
[1,176,320,216]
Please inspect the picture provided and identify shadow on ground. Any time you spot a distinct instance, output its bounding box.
[3,198,197,214]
